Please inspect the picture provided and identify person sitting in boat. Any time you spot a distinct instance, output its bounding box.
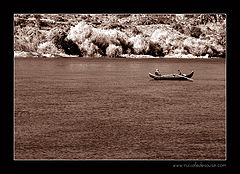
[178,70,182,75]
[155,69,161,76]
[178,70,186,76]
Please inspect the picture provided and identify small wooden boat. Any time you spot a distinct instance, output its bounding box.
[149,71,194,81]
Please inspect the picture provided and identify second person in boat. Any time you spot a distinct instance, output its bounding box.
[178,70,186,76]
[178,70,182,75]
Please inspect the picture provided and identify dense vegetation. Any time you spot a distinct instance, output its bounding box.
[14,14,226,58]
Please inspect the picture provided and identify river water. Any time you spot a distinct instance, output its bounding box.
[14,57,226,160]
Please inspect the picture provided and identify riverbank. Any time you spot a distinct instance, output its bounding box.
[14,14,226,58]
[14,51,223,59]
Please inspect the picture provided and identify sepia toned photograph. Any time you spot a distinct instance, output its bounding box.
[14,14,226,160]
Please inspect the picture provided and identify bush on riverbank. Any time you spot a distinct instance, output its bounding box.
[14,26,42,52]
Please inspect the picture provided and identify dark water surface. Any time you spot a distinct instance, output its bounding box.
[14,57,226,160]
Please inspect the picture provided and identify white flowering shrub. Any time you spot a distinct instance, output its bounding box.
[37,41,62,55]
[79,39,100,57]
[67,22,93,46]
[128,34,149,54]
[106,44,123,57]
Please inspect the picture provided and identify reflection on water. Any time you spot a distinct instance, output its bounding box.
[14,57,226,160]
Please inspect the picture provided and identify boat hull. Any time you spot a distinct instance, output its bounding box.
[149,71,194,81]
